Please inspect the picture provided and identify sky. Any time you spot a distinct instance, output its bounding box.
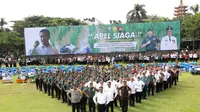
[0,0,200,27]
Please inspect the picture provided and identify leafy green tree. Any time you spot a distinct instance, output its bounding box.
[0,32,24,53]
[126,4,148,23]
[144,15,170,22]
[12,16,87,37]
[190,4,199,15]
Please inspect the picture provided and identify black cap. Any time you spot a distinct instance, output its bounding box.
[166,26,173,31]
[147,29,153,32]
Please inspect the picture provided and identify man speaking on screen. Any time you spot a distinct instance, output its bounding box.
[160,26,178,50]
[141,29,160,51]
[28,29,58,55]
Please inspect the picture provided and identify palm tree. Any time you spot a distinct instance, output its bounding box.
[0,18,7,31]
[190,4,199,15]
[126,4,148,23]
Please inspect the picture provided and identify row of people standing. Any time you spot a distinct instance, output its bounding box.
[35,64,180,112]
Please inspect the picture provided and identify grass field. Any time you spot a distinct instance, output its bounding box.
[0,73,200,112]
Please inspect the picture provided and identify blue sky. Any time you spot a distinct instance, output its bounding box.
[0,0,199,27]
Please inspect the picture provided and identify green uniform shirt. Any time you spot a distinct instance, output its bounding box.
[142,36,160,51]
[86,87,96,98]
[148,75,155,83]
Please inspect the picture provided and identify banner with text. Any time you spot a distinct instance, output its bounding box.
[24,21,180,56]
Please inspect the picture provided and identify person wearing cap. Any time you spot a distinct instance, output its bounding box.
[67,84,83,112]
[93,86,108,112]
[160,26,178,50]
[141,29,160,51]
[118,80,131,112]
[135,76,145,103]
[104,82,118,112]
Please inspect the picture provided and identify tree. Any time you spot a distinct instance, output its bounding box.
[144,15,170,22]
[0,32,24,53]
[12,16,87,37]
[190,4,199,15]
[126,4,148,23]
[175,13,200,49]
[0,18,7,32]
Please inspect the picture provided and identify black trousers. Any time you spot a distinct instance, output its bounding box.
[39,79,43,91]
[51,84,54,98]
[36,78,39,89]
[89,98,95,112]
[160,82,163,91]
[121,98,128,112]
[117,95,122,107]
[80,96,87,112]
[106,101,113,112]
[156,82,160,93]
[113,93,118,106]
[98,104,105,112]
[62,89,67,103]
[136,92,142,103]
[57,88,61,100]
[168,77,172,88]
[67,93,71,105]
[43,82,47,93]
[172,76,177,86]
[148,82,154,96]
[72,102,80,112]
[129,94,135,106]
[47,84,51,96]
[163,81,168,90]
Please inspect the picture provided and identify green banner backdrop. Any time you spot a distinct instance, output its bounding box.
[25,21,180,55]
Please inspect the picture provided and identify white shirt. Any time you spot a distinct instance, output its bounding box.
[96,82,107,90]
[127,81,136,94]
[189,54,193,58]
[104,87,117,102]
[116,82,123,89]
[135,80,145,92]
[108,80,117,90]
[93,92,108,104]
[85,81,97,88]
[155,73,160,82]
[29,45,57,55]
[193,54,197,58]
[160,36,178,50]
[163,71,170,81]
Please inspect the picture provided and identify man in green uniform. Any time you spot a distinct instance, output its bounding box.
[43,73,47,93]
[39,71,44,91]
[141,73,148,99]
[35,70,40,89]
[141,29,160,51]
[85,83,98,112]
[147,71,155,96]
[61,79,66,103]
[47,74,51,96]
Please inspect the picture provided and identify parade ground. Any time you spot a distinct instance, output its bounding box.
[0,72,200,112]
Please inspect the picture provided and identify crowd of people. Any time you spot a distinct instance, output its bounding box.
[35,63,181,112]
[0,50,199,68]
